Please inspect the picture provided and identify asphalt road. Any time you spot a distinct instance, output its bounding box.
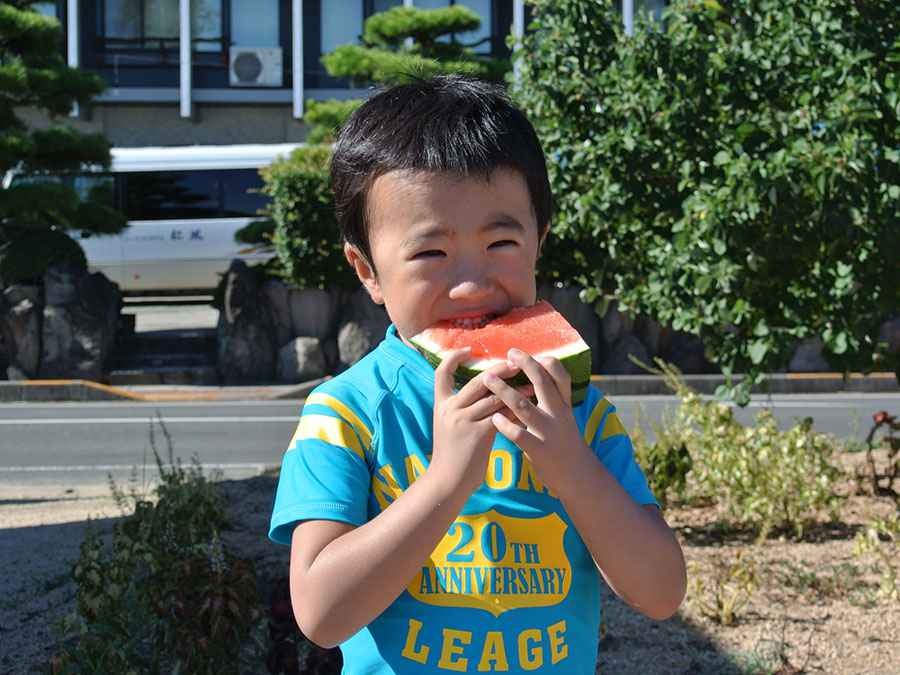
[1,393,897,498]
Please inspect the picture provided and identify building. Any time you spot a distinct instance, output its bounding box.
[24,0,536,147]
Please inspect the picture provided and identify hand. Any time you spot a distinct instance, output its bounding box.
[428,349,523,494]
[482,348,590,492]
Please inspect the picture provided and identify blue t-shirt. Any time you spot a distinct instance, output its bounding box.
[269,325,657,674]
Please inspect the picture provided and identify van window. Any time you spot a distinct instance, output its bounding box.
[220,169,268,217]
[124,171,221,220]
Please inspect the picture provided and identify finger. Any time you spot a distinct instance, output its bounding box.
[466,392,508,420]
[483,371,546,430]
[453,361,521,408]
[506,348,563,410]
[491,411,532,449]
[434,348,471,401]
[536,356,572,408]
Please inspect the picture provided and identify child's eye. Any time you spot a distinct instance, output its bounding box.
[489,240,518,249]
[412,249,446,259]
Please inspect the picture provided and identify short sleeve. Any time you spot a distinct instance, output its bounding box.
[580,390,658,508]
[268,387,374,545]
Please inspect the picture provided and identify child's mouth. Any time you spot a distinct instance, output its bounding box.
[449,314,497,329]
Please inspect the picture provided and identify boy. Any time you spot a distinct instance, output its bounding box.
[269,75,686,674]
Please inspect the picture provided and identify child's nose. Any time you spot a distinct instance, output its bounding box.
[448,267,494,301]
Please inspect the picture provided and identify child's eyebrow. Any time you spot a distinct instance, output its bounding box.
[401,214,526,251]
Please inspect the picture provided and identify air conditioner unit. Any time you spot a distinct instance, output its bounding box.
[229,47,283,87]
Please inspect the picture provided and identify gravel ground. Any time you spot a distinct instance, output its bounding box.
[3,457,899,675]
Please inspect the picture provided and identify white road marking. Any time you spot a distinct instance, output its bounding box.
[0,462,273,473]
[0,416,296,425]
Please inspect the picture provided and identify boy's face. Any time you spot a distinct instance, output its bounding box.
[345,168,544,343]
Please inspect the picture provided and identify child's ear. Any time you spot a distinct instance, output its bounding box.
[537,225,549,257]
[344,241,384,305]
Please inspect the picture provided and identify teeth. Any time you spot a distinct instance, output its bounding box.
[450,315,494,329]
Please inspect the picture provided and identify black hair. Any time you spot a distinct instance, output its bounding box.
[330,74,553,268]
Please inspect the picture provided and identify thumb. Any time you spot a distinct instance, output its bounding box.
[434,348,471,402]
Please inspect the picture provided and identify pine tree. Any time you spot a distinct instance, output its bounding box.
[306,4,510,143]
[0,1,126,285]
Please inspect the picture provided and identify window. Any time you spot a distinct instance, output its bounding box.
[32,2,59,17]
[103,0,224,52]
[125,171,220,220]
[123,170,269,220]
[321,0,365,54]
[231,0,279,47]
[220,170,268,217]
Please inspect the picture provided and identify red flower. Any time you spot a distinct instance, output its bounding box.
[872,411,888,425]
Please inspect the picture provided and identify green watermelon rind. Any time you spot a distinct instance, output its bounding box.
[411,341,592,406]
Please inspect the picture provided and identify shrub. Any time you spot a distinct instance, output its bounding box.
[52,418,263,674]
[513,0,900,401]
[259,145,359,290]
[688,548,758,626]
[634,359,845,539]
[854,514,900,603]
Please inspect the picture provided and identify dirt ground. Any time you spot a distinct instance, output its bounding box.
[3,452,899,675]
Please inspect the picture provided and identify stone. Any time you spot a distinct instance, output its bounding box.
[216,259,277,384]
[633,314,664,357]
[789,337,830,373]
[336,287,391,368]
[38,266,121,380]
[277,337,328,383]
[538,284,603,373]
[879,316,900,355]
[289,287,342,340]
[600,335,650,375]
[262,279,293,349]
[338,320,373,369]
[600,301,634,348]
[0,284,42,379]
[664,331,712,374]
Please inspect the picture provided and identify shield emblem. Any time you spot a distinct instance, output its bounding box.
[408,510,571,617]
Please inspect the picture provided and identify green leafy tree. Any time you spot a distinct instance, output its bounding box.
[0,1,126,285]
[307,4,509,143]
[514,0,900,401]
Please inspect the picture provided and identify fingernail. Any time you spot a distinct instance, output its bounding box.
[508,348,523,360]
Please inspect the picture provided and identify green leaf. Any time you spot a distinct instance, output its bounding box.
[748,340,769,365]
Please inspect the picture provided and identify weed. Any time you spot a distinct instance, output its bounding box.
[688,549,758,626]
[853,513,900,602]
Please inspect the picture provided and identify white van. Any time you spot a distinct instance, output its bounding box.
[5,143,301,293]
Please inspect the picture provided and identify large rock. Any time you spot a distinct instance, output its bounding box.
[277,337,328,383]
[789,337,830,373]
[600,301,634,348]
[261,279,293,349]
[336,287,390,368]
[879,316,900,355]
[538,284,603,373]
[289,287,342,341]
[664,331,712,374]
[0,284,42,379]
[217,260,277,384]
[600,335,650,375]
[38,266,121,380]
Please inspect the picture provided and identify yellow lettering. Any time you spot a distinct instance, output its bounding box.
[401,619,430,664]
[405,453,427,484]
[515,457,546,493]
[372,464,403,510]
[438,628,471,672]
[517,629,543,671]
[547,620,568,664]
[477,631,509,672]
[485,449,514,489]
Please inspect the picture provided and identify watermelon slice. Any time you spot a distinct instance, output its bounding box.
[409,300,592,405]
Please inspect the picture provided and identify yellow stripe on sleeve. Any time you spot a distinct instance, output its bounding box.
[305,392,373,448]
[583,398,611,445]
[289,414,365,461]
[599,412,626,440]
